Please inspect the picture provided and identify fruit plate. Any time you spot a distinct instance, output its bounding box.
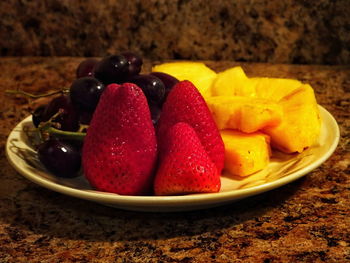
[6,106,339,212]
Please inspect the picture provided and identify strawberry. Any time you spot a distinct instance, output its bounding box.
[157,80,225,174]
[82,83,157,195]
[154,122,220,196]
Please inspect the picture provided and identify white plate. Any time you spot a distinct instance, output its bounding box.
[6,106,339,212]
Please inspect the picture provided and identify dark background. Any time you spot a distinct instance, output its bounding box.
[1,0,349,64]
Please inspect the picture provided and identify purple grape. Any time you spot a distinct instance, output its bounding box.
[76,58,99,78]
[38,139,81,178]
[150,72,179,90]
[128,74,165,106]
[93,55,129,84]
[79,110,94,125]
[150,72,179,104]
[32,104,47,127]
[149,104,161,125]
[121,51,143,77]
[42,95,80,131]
[70,77,105,112]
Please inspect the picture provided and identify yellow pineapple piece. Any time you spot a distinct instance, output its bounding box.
[263,84,321,153]
[211,66,256,97]
[251,77,302,102]
[221,130,271,176]
[152,62,217,98]
[206,96,283,133]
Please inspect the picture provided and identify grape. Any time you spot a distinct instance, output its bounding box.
[79,110,94,125]
[32,104,47,127]
[149,104,161,125]
[121,51,143,77]
[93,55,129,84]
[38,139,81,178]
[129,74,165,106]
[150,72,179,105]
[42,95,80,131]
[70,77,105,112]
[150,72,179,91]
[76,58,99,78]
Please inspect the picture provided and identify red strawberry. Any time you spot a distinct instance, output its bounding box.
[157,80,225,174]
[82,83,157,195]
[154,122,220,196]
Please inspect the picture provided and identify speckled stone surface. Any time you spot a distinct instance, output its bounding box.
[0,57,349,262]
[1,0,350,64]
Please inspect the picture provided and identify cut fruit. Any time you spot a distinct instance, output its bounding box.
[263,84,321,153]
[250,77,302,102]
[152,62,217,98]
[206,96,283,133]
[154,63,321,157]
[221,130,271,177]
[211,66,256,97]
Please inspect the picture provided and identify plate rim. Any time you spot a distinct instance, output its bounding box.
[5,105,340,210]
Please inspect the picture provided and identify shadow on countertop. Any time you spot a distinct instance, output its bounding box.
[0,172,304,243]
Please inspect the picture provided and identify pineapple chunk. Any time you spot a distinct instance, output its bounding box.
[221,130,271,176]
[263,84,321,153]
[206,96,283,133]
[211,66,256,97]
[251,77,302,102]
[152,62,217,98]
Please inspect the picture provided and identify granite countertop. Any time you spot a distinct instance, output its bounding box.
[1,1,349,64]
[0,57,349,262]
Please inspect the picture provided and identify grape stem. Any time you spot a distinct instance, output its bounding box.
[40,124,86,141]
[36,111,86,142]
[5,89,69,98]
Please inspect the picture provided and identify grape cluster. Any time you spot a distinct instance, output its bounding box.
[32,52,179,178]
